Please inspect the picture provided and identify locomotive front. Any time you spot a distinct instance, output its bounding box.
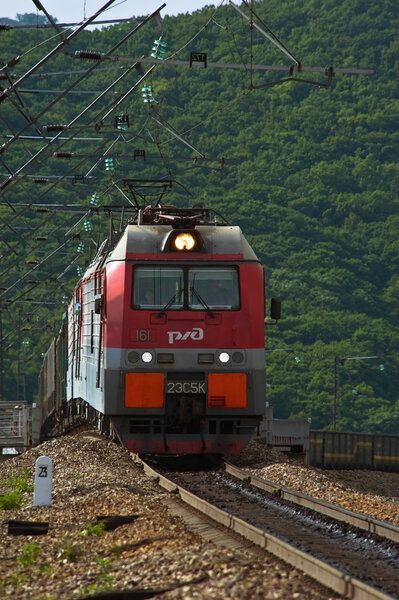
[77,207,268,454]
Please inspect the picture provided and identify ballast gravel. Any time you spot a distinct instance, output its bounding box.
[0,432,397,600]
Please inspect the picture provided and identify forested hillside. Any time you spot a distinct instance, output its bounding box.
[0,0,398,432]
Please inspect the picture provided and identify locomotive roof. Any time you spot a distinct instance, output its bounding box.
[106,223,259,262]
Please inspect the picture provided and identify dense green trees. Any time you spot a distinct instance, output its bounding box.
[0,0,398,433]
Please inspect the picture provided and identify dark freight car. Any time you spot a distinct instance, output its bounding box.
[310,430,399,472]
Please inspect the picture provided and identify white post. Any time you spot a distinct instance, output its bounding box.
[33,456,53,506]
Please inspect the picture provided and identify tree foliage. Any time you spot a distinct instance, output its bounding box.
[0,0,398,433]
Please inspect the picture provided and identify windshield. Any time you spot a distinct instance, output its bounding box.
[189,268,239,309]
[132,266,239,311]
[133,267,183,310]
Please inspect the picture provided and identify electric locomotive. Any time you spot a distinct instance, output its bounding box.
[42,204,280,454]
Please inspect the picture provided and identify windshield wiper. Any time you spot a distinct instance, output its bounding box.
[157,288,183,316]
[190,286,214,318]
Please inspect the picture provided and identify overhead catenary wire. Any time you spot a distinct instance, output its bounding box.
[0,0,119,97]
[0,137,107,237]
[0,26,76,70]
[0,213,83,276]
[0,60,156,197]
[0,5,166,160]
[31,0,68,44]
[0,233,81,299]
[150,110,206,158]
[0,114,153,239]
[229,0,300,67]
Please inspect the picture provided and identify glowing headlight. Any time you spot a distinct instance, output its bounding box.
[218,352,230,364]
[141,351,153,363]
[174,233,196,251]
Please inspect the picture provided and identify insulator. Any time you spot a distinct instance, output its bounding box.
[62,295,69,304]
[76,266,84,277]
[150,38,167,60]
[53,152,73,158]
[104,157,115,171]
[0,25,13,30]
[379,364,385,371]
[77,242,85,254]
[36,236,47,241]
[33,178,49,184]
[7,56,20,67]
[142,85,154,104]
[22,340,29,346]
[90,192,100,206]
[83,221,92,232]
[74,50,105,60]
[294,356,301,363]
[44,125,66,132]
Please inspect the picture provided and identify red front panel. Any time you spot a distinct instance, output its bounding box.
[104,261,265,350]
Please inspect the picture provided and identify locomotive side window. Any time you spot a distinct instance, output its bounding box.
[189,268,239,310]
[133,267,183,310]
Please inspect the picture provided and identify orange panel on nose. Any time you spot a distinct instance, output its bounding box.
[125,373,164,408]
[208,373,247,408]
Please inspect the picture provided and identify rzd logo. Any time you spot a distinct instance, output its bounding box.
[167,327,204,345]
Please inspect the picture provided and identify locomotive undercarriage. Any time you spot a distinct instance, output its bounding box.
[40,398,119,443]
[121,393,260,454]
[40,396,259,454]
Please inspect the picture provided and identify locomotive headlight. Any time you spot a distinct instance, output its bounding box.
[218,352,230,364]
[174,233,196,251]
[141,351,153,363]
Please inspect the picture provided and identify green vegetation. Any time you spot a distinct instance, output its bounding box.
[78,554,114,596]
[16,541,41,570]
[1,541,51,593]
[0,1,398,432]
[0,467,32,509]
[78,521,106,537]
[58,535,82,563]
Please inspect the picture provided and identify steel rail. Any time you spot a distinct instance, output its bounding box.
[224,461,399,544]
[132,454,394,600]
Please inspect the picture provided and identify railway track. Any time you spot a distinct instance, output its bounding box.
[132,454,399,600]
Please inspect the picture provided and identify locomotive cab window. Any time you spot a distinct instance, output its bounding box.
[133,266,240,311]
[189,268,239,310]
[133,267,183,310]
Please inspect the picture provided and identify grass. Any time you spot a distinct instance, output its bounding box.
[78,521,106,537]
[0,467,32,510]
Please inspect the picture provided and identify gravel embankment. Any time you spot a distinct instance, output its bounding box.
[1,433,397,599]
[228,440,399,526]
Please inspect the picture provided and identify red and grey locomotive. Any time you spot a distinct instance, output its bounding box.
[40,204,280,454]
